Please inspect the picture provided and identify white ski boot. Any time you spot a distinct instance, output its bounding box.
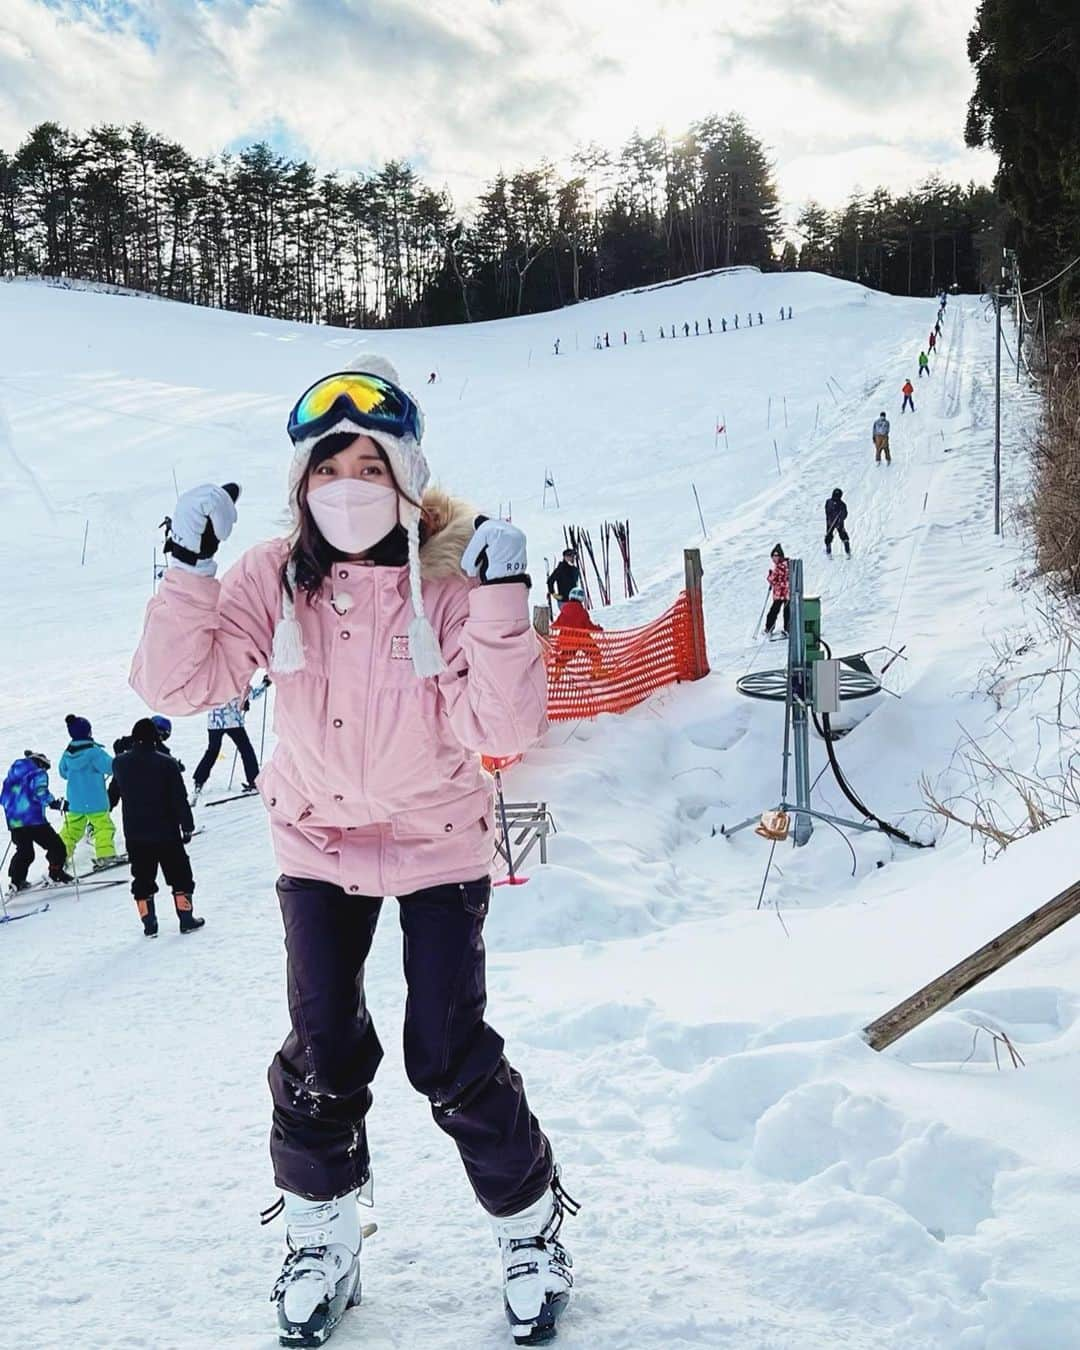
[270,1191,362,1347]
[491,1169,579,1345]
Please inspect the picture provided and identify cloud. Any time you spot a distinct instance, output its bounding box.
[0,0,994,213]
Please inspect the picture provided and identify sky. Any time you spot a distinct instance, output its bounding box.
[0,0,998,224]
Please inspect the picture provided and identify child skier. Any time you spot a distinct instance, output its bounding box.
[111,718,201,938]
[130,357,574,1347]
[824,489,851,557]
[918,350,930,378]
[873,412,891,463]
[901,380,915,413]
[764,545,790,637]
[190,694,262,801]
[928,330,936,354]
[551,585,606,679]
[58,714,119,870]
[2,751,71,891]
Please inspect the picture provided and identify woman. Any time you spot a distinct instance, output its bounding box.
[131,358,576,1347]
[764,544,790,638]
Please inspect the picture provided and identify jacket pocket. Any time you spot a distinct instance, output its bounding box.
[259,765,314,825]
[390,789,491,841]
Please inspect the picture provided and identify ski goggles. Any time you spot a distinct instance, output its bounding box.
[287,372,421,445]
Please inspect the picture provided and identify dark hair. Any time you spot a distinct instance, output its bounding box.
[771,543,785,558]
[563,547,576,558]
[286,434,426,603]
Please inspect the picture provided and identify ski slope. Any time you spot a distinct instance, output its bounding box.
[1,269,1076,1350]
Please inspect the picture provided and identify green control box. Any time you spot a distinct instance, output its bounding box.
[803,596,822,663]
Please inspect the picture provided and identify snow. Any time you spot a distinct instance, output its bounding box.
[2,269,1077,1349]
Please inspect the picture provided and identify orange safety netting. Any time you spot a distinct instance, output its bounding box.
[481,591,709,771]
[541,589,709,722]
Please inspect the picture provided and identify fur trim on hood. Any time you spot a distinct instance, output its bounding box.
[419,488,477,580]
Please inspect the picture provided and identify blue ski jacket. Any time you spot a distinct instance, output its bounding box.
[59,740,114,814]
[1,758,59,828]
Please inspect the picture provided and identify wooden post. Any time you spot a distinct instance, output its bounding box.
[532,605,551,637]
[864,879,1080,1052]
[683,548,710,679]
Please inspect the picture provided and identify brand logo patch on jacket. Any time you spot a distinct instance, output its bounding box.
[390,635,411,660]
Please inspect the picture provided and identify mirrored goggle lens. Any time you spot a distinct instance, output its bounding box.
[294,373,407,429]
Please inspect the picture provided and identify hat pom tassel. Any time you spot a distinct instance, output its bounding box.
[408,613,446,678]
[271,613,306,674]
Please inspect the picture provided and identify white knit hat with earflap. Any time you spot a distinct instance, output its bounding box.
[271,354,446,680]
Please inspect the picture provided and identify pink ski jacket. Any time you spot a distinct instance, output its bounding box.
[130,492,548,895]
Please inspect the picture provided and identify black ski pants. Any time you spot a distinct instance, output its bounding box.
[193,726,259,789]
[268,874,553,1218]
[825,523,851,554]
[128,839,195,899]
[7,823,66,887]
[765,598,790,635]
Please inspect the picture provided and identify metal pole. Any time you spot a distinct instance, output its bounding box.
[788,559,813,846]
[994,288,1002,537]
[259,684,270,763]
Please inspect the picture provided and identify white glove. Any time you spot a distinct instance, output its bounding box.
[461,517,528,583]
[167,484,238,576]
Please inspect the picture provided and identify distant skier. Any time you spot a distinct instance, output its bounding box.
[722,317,728,332]
[427,372,437,384]
[2,751,71,891]
[901,379,915,413]
[191,694,261,802]
[553,338,560,356]
[935,316,943,336]
[694,320,699,336]
[873,411,891,463]
[604,332,610,348]
[58,714,118,871]
[764,545,790,638]
[111,718,202,938]
[671,323,676,338]
[758,312,763,326]
[683,321,690,337]
[779,307,785,321]
[551,586,606,680]
[747,313,753,327]
[824,489,851,557]
[622,330,627,345]
[594,336,602,350]
[787,306,793,320]
[707,317,713,334]
[639,329,645,342]
[734,314,739,329]
[918,350,930,378]
[659,327,665,339]
[547,547,581,611]
[928,330,936,353]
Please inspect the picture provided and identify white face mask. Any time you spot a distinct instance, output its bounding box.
[307,478,399,554]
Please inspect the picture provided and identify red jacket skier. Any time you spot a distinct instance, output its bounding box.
[551,587,605,677]
[764,546,790,637]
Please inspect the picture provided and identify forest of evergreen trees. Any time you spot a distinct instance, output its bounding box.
[0,114,1003,329]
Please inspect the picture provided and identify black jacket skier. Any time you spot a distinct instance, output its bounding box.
[547,552,580,605]
[111,719,202,937]
[824,489,851,556]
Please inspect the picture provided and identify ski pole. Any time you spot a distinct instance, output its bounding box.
[256,691,267,766]
[228,746,238,791]
[493,770,527,887]
[754,586,771,638]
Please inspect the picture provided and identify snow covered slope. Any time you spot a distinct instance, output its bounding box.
[1,270,1075,1350]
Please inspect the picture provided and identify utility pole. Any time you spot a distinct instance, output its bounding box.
[994,284,1002,537]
